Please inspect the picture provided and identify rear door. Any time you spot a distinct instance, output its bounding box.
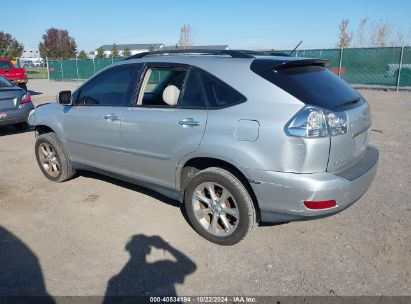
[119,65,208,189]
[63,64,139,173]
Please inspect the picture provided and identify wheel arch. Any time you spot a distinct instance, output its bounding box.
[178,156,261,221]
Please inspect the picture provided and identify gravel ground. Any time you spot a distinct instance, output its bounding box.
[0,80,410,297]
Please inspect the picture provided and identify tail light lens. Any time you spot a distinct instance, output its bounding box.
[303,200,337,209]
[21,93,32,104]
[285,106,347,138]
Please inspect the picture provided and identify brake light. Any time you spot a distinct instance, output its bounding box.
[303,200,337,210]
[21,93,31,104]
[285,106,347,138]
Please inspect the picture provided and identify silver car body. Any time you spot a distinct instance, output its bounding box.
[28,54,378,222]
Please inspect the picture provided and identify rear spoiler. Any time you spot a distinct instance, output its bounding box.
[274,59,328,70]
[250,58,329,74]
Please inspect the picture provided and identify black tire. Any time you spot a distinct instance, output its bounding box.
[184,167,256,245]
[15,122,28,131]
[18,83,27,91]
[35,132,76,182]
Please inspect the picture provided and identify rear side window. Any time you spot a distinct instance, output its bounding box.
[199,71,246,108]
[257,65,360,110]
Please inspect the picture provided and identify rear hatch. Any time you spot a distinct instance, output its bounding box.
[251,57,372,172]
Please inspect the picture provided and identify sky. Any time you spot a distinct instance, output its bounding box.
[1,0,410,52]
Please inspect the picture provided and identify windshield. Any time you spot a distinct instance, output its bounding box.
[0,76,13,88]
[0,61,13,69]
[257,65,361,110]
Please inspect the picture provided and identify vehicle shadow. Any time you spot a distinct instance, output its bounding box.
[0,226,54,303]
[79,171,182,208]
[103,234,196,303]
[0,125,33,137]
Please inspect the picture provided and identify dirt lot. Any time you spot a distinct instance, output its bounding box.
[0,79,410,297]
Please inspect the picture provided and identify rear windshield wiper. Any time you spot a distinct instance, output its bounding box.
[335,97,361,108]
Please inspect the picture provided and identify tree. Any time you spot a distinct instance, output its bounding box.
[148,44,158,52]
[336,19,353,49]
[0,31,24,58]
[39,28,77,59]
[122,47,131,57]
[96,47,106,58]
[355,18,368,48]
[178,24,193,49]
[110,43,119,57]
[77,50,88,59]
[369,21,391,47]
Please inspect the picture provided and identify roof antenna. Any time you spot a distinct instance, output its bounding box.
[289,41,303,56]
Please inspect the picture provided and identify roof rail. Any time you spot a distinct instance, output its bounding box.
[124,49,255,60]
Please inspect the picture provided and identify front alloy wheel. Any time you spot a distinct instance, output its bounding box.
[35,132,76,182]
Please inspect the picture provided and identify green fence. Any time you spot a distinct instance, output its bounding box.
[46,47,411,88]
[283,47,411,88]
[47,57,124,81]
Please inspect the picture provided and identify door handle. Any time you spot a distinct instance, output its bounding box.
[178,118,200,127]
[104,114,119,121]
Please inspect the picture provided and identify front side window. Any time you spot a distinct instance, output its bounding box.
[138,67,188,107]
[76,65,137,106]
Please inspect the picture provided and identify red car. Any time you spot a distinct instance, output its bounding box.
[0,58,28,90]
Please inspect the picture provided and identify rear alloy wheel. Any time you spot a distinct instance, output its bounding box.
[35,133,76,182]
[185,167,256,245]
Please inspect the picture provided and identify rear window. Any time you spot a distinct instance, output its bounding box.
[0,61,13,69]
[0,76,13,88]
[257,65,360,110]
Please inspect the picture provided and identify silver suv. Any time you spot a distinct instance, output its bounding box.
[29,50,379,245]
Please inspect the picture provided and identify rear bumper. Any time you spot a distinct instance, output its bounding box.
[0,102,34,127]
[246,146,379,223]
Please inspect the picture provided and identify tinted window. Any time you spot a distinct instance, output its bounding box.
[179,70,206,108]
[77,65,137,106]
[200,71,246,108]
[257,65,360,110]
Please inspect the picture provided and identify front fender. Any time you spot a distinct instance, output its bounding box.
[29,102,66,140]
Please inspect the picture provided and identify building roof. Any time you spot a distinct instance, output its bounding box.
[98,43,164,51]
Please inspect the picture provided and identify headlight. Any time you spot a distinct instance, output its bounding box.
[285,106,348,138]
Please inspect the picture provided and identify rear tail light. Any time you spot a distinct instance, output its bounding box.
[285,106,347,138]
[303,200,337,210]
[21,93,31,104]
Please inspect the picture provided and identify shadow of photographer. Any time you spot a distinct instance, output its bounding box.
[103,234,196,302]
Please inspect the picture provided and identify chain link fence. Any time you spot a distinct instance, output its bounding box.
[44,47,411,89]
[285,47,411,89]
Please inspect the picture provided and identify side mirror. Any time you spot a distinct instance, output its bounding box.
[57,90,72,105]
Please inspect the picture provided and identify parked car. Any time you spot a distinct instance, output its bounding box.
[28,49,378,245]
[0,59,28,90]
[0,75,34,130]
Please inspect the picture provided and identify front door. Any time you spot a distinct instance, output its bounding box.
[63,64,139,174]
